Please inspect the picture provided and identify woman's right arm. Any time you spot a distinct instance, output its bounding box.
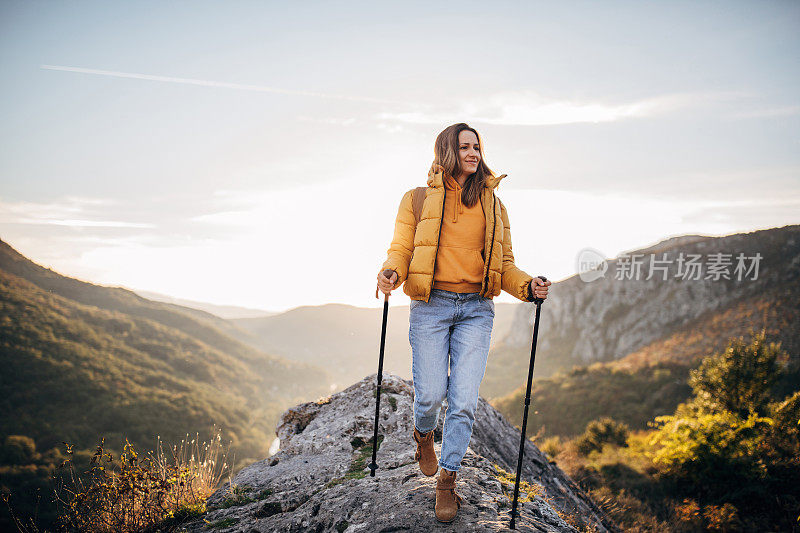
[377,189,416,291]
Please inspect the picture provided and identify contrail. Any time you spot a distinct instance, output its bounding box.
[40,64,416,106]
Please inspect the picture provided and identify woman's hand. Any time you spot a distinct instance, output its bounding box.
[529,277,551,300]
[376,270,398,297]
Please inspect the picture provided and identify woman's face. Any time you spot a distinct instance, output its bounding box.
[457,129,480,176]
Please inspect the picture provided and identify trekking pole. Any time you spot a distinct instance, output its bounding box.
[369,269,395,477]
[510,275,548,530]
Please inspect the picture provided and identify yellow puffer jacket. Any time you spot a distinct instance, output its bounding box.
[379,163,536,303]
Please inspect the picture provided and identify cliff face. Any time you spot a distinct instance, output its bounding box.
[501,225,800,368]
[182,374,619,532]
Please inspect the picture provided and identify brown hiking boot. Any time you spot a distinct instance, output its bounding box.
[435,468,463,523]
[413,427,438,476]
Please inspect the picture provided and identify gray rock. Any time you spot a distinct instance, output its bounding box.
[500,226,800,366]
[179,373,619,532]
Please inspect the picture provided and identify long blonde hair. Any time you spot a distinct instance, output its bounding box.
[432,123,496,208]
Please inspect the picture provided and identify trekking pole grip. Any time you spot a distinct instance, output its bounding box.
[375,269,397,300]
[531,275,548,304]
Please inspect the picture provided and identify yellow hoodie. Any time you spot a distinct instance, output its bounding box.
[432,172,486,293]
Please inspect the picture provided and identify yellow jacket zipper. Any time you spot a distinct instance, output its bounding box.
[483,191,497,296]
[428,186,446,301]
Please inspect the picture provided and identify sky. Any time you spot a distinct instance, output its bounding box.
[0,0,798,313]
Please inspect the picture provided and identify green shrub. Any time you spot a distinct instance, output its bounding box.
[575,417,629,456]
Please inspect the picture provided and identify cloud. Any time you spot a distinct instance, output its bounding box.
[296,115,357,126]
[188,210,255,226]
[27,219,154,228]
[729,105,800,119]
[40,64,416,106]
[41,65,754,129]
[376,89,749,126]
[0,196,155,228]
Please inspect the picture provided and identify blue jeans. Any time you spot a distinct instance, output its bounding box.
[409,288,495,472]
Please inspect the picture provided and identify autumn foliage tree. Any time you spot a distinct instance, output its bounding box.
[648,329,800,530]
[688,329,786,418]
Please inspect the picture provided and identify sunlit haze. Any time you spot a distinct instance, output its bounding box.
[1,1,798,312]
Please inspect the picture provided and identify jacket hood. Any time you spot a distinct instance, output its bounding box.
[427,163,507,190]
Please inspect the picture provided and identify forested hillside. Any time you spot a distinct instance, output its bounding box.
[0,239,331,529]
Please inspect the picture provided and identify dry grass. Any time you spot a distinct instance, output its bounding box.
[51,425,233,532]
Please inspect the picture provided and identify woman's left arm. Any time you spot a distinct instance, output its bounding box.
[498,199,550,302]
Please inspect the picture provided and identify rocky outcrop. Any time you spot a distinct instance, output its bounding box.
[501,225,800,367]
[180,373,619,532]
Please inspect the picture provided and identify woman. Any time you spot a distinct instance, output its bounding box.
[376,123,550,523]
